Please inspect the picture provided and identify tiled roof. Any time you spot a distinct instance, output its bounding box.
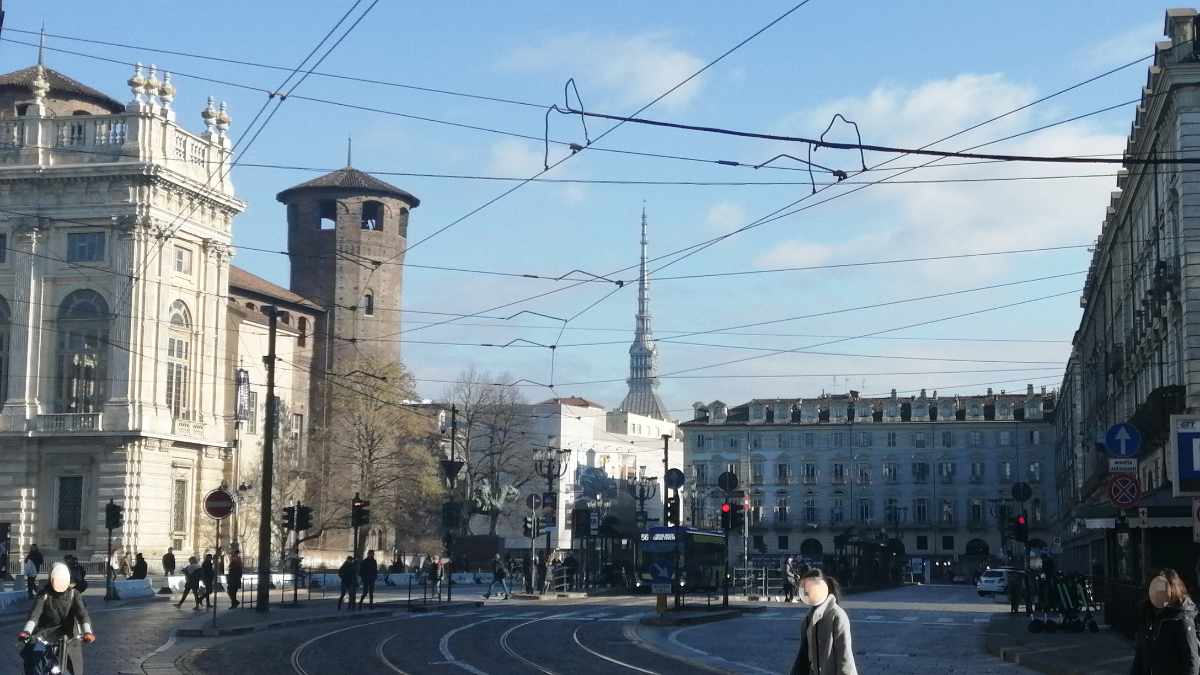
[276,167,421,206]
[0,65,123,112]
[228,266,322,311]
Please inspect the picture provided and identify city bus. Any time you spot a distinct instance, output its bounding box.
[635,526,727,594]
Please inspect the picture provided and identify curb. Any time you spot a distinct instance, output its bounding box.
[175,608,394,637]
[640,608,743,627]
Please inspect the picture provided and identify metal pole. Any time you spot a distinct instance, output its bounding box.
[448,404,457,603]
[105,525,112,602]
[256,306,279,613]
[293,499,299,605]
[213,518,220,627]
[662,436,670,525]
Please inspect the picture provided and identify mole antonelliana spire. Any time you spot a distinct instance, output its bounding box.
[619,204,668,420]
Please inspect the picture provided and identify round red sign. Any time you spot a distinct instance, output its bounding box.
[204,488,235,520]
[1108,473,1140,508]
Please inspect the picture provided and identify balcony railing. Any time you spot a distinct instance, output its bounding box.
[34,413,102,433]
[173,419,207,438]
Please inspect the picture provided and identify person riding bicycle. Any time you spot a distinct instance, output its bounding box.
[16,562,94,675]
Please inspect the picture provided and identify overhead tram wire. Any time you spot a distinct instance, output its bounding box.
[376,0,816,265]
[402,46,1161,341]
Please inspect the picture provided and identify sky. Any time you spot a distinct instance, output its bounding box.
[12,0,1175,416]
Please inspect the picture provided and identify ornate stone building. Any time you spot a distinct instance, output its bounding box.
[0,54,244,565]
[682,387,1056,578]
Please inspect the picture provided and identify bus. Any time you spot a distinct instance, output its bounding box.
[635,526,727,594]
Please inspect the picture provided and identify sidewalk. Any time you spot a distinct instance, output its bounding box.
[984,614,1134,675]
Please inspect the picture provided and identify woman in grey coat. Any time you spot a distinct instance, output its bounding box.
[790,569,858,675]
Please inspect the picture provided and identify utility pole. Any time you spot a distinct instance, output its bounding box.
[662,435,670,525]
[256,306,279,613]
[447,404,457,603]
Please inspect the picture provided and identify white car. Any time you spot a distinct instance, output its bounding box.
[976,568,1018,596]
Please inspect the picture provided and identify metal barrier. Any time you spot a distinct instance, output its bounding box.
[734,566,786,600]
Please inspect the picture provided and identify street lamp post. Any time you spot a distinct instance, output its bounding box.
[628,469,658,579]
[439,405,464,603]
[534,446,571,592]
[585,493,613,589]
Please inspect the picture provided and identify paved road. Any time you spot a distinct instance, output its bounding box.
[655,584,1038,674]
[176,585,1033,674]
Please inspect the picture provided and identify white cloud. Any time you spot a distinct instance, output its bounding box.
[762,73,1126,282]
[704,201,747,232]
[504,32,705,109]
[1082,22,1162,68]
[754,241,835,269]
[487,138,545,177]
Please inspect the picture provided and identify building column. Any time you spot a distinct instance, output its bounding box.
[104,216,140,430]
[3,219,46,426]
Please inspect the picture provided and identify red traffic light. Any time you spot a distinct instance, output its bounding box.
[1017,515,1026,525]
[721,503,731,513]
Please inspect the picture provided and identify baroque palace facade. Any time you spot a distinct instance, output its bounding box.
[0,52,418,568]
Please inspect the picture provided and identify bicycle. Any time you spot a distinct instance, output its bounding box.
[17,632,82,675]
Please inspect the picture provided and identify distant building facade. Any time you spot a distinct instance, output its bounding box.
[681,387,1056,575]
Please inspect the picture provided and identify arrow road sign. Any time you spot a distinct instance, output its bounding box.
[1105,423,1142,458]
[1108,473,1140,508]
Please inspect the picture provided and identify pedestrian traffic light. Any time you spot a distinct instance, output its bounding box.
[296,505,313,531]
[282,506,296,531]
[351,494,370,527]
[104,500,124,530]
[720,502,732,531]
[1014,514,1029,543]
[730,503,745,530]
[666,496,680,526]
[523,515,534,538]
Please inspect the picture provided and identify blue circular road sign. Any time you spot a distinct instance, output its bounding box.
[1105,423,1142,458]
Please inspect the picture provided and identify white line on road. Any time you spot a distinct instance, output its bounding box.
[571,623,660,674]
[665,625,779,675]
[438,618,498,675]
[866,615,884,620]
[499,617,558,675]
[292,616,414,675]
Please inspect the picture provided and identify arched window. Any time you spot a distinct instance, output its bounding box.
[0,296,9,402]
[361,201,384,231]
[362,292,375,316]
[166,301,192,419]
[56,290,110,413]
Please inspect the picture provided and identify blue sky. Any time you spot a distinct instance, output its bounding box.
[13,1,1171,414]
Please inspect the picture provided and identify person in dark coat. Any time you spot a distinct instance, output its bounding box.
[26,545,43,574]
[1131,568,1200,675]
[226,551,243,608]
[1008,571,1025,614]
[176,557,201,609]
[484,554,511,600]
[129,553,148,580]
[199,554,215,608]
[522,557,534,594]
[162,549,176,577]
[359,550,378,608]
[337,557,358,610]
[17,563,94,675]
[64,555,87,593]
[790,568,858,675]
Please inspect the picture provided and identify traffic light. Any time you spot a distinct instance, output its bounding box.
[351,494,370,527]
[104,500,124,530]
[523,515,535,538]
[666,496,680,526]
[296,505,313,531]
[282,506,296,531]
[1014,514,1029,543]
[720,502,732,531]
[730,503,745,530]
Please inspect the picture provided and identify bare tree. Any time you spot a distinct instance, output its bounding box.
[446,369,534,536]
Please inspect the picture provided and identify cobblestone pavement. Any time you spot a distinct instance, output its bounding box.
[648,584,1042,674]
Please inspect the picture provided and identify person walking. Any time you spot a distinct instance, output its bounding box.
[162,549,176,577]
[118,552,131,579]
[17,563,95,675]
[176,557,203,610]
[337,556,358,611]
[484,554,511,600]
[359,550,378,609]
[789,568,858,675]
[26,545,43,574]
[64,555,87,593]
[22,556,37,599]
[225,551,243,608]
[783,557,796,603]
[129,553,148,580]
[1131,568,1200,675]
[1009,571,1025,615]
[199,554,215,609]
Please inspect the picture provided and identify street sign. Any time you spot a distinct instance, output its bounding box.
[717,471,738,493]
[1010,482,1032,502]
[1170,415,1200,497]
[526,493,542,510]
[1108,473,1140,508]
[664,468,686,490]
[203,488,235,520]
[1109,458,1137,474]
[1193,498,1200,544]
[649,560,672,595]
[589,511,600,536]
[1105,423,1142,458]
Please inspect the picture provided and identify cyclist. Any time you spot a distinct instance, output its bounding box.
[16,562,94,674]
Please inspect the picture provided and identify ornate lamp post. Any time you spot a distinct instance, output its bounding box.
[628,467,658,577]
[534,445,571,587]
[439,405,463,603]
[584,493,613,588]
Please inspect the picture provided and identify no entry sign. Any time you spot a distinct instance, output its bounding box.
[203,488,235,520]
[1108,473,1140,508]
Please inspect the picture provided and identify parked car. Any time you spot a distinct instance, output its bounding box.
[976,568,1019,596]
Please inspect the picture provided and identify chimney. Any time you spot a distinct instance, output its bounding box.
[1041,386,1047,395]
[987,387,993,396]
[890,388,897,398]
[1027,383,1034,396]
[920,388,927,399]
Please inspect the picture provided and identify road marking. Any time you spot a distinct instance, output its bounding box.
[292,616,414,675]
[572,623,660,674]
[499,617,558,674]
[866,615,884,620]
[375,633,413,674]
[665,625,779,675]
[438,618,498,675]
